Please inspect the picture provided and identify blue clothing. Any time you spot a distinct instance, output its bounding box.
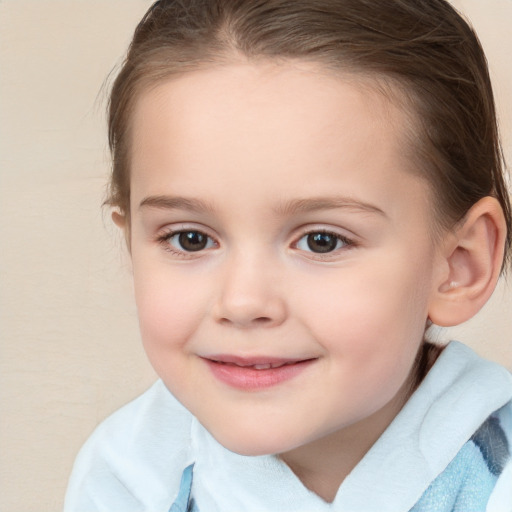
[169,465,198,512]
[65,342,512,512]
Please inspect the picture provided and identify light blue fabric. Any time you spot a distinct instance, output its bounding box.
[410,409,509,512]
[169,464,199,512]
[411,440,497,511]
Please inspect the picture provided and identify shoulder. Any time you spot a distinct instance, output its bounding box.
[404,342,512,511]
[425,344,512,511]
[64,380,193,512]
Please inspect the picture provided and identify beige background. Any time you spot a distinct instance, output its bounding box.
[0,1,511,510]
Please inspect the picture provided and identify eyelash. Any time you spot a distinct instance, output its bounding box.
[155,227,356,259]
[156,227,217,258]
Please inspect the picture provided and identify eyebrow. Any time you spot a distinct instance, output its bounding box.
[139,194,386,217]
[139,195,215,213]
[275,197,386,217]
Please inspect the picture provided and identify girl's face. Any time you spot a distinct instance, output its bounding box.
[127,62,443,456]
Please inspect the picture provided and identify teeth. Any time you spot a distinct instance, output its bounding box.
[253,364,272,370]
[215,360,299,369]
[252,362,289,369]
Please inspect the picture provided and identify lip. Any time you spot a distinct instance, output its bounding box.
[202,354,316,390]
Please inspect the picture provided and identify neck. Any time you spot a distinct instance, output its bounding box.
[279,377,411,502]
[279,342,444,502]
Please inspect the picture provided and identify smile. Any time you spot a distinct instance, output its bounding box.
[202,355,316,390]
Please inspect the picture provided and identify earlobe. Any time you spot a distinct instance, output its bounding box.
[111,210,131,252]
[428,197,506,327]
[112,210,126,228]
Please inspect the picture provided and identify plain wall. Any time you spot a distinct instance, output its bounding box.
[0,1,510,510]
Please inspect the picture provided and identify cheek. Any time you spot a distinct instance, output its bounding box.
[132,262,207,363]
[294,253,431,387]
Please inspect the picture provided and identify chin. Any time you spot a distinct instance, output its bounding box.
[208,426,297,457]
[216,434,281,457]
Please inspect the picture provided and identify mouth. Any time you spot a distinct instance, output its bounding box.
[202,355,316,389]
[206,354,310,368]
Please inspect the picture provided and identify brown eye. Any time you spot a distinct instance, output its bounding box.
[296,231,351,254]
[307,233,339,253]
[178,231,209,251]
[163,230,214,252]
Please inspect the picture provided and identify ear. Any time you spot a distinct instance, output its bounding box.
[112,210,131,252]
[428,197,507,327]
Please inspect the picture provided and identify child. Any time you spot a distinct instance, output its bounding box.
[64,0,512,510]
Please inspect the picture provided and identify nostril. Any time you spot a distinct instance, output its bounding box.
[218,316,273,327]
[254,317,272,324]
[213,293,287,328]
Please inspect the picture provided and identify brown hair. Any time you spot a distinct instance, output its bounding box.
[106,0,511,268]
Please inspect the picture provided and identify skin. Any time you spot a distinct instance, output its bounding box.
[117,61,505,502]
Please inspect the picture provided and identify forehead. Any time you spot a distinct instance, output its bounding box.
[131,61,406,158]
[129,61,431,225]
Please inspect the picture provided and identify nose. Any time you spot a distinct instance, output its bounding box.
[213,252,287,329]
